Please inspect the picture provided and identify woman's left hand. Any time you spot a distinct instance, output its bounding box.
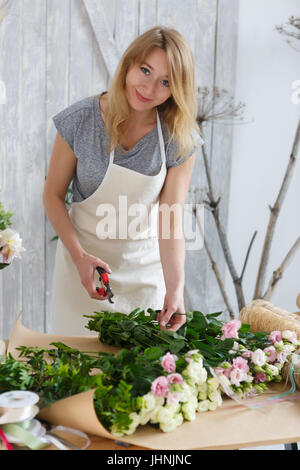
[156,290,186,332]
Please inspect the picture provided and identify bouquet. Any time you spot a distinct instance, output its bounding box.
[85,309,300,409]
[0,194,25,269]
[1,309,299,437]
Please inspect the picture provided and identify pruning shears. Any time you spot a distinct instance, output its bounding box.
[96,267,114,304]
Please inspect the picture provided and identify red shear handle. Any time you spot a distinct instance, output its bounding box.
[96,287,107,297]
[100,273,110,284]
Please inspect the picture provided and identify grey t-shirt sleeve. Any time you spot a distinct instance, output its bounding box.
[166,129,204,168]
[52,104,84,152]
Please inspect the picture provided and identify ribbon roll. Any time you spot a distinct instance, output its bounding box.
[0,391,40,425]
[2,420,91,450]
[0,391,40,408]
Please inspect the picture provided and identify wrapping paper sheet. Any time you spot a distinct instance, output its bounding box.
[6,311,300,450]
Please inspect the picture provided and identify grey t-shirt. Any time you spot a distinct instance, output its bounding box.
[52,93,204,202]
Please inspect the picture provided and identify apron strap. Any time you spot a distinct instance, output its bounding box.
[156,109,166,166]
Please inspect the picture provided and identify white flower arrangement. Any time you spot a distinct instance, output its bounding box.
[0,195,25,269]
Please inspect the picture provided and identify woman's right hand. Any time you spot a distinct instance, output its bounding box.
[73,250,112,301]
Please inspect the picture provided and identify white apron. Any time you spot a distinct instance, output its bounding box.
[50,109,167,335]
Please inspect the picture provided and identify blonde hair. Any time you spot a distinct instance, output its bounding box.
[97,26,202,162]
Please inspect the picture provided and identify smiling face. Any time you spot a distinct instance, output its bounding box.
[124,47,172,122]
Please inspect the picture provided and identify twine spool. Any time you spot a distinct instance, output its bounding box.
[239,299,300,339]
[239,299,300,390]
[282,350,300,390]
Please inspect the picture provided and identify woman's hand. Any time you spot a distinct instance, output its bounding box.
[73,250,112,301]
[156,290,186,332]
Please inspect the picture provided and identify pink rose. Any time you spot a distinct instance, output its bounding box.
[167,373,184,385]
[221,367,232,379]
[232,356,249,373]
[151,376,170,397]
[268,331,282,344]
[161,352,178,373]
[264,346,277,363]
[276,351,288,364]
[254,372,266,383]
[242,350,252,359]
[229,368,248,387]
[221,320,241,340]
[217,367,232,379]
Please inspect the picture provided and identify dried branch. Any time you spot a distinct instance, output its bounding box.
[275,16,300,52]
[197,86,246,125]
[198,122,246,312]
[253,117,300,299]
[240,230,258,282]
[195,207,235,319]
[263,235,300,300]
[195,86,250,312]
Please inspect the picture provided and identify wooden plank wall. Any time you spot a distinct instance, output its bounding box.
[0,0,238,338]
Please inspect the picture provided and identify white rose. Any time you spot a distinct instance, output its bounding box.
[197,399,210,412]
[159,419,178,433]
[139,410,152,425]
[245,374,254,383]
[208,401,218,411]
[265,364,279,376]
[178,382,197,402]
[185,351,203,366]
[283,344,296,355]
[110,424,124,437]
[282,330,298,342]
[140,392,156,411]
[150,406,163,423]
[198,367,208,384]
[197,382,208,394]
[208,390,223,407]
[185,362,206,385]
[189,395,198,408]
[197,383,208,401]
[274,340,284,349]
[174,412,184,427]
[156,406,176,425]
[0,228,25,262]
[274,362,283,370]
[165,402,181,414]
[154,396,165,407]
[181,402,197,421]
[251,349,267,367]
[123,412,140,435]
[159,413,183,433]
[207,377,220,392]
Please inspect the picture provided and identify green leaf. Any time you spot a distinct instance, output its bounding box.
[0,263,10,270]
[144,347,164,361]
[206,311,223,319]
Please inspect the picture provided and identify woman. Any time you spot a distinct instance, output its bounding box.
[43,26,204,335]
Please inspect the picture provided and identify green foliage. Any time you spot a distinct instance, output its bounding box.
[0,197,13,231]
[85,309,231,366]
[0,342,166,433]
[0,308,273,435]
